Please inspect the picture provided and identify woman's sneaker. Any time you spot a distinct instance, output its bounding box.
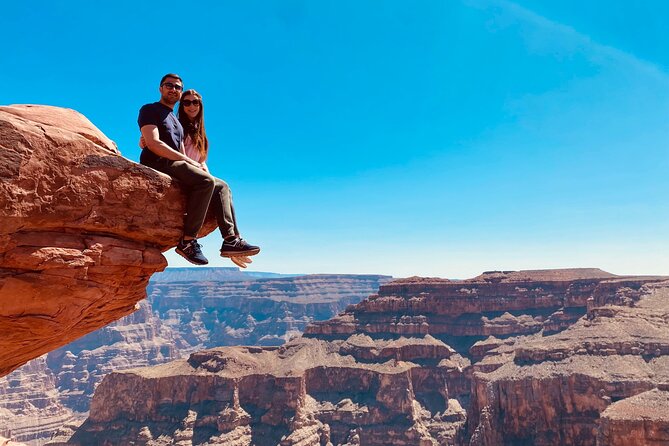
[220,237,260,257]
[175,238,209,265]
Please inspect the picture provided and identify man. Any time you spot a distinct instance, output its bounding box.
[138,73,260,265]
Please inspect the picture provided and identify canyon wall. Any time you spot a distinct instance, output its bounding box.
[0,271,390,444]
[0,358,71,445]
[69,269,669,445]
[0,104,217,378]
[148,273,392,347]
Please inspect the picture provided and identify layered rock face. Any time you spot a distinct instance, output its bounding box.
[71,338,468,446]
[71,268,669,445]
[0,357,73,445]
[40,273,389,414]
[0,105,214,377]
[597,388,669,445]
[468,279,669,446]
[148,274,392,347]
[45,299,185,413]
[0,269,389,443]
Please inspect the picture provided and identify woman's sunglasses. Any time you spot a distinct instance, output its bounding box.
[182,99,201,107]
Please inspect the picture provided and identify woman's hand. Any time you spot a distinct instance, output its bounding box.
[139,135,146,148]
[183,156,205,170]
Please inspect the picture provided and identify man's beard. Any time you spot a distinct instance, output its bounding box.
[162,92,179,105]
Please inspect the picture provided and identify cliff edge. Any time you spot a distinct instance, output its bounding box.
[0,104,213,377]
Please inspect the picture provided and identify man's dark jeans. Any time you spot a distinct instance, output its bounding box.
[140,150,238,239]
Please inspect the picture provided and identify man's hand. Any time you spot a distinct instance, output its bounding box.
[139,127,207,170]
[140,125,188,162]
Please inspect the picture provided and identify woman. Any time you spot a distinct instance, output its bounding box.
[179,89,258,268]
[143,89,257,268]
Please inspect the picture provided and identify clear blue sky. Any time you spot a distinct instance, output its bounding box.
[3,0,668,278]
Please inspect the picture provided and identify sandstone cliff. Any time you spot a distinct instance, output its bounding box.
[0,105,215,377]
[69,269,669,445]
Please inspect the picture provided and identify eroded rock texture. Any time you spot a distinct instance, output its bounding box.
[597,388,669,445]
[45,299,184,413]
[0,271,390,443]
[149,274,392,347]
[0,105,214,377]
[70,268,669,445]
[0,357,73,445]
[468,279,669,446]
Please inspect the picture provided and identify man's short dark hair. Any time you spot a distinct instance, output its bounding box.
[160,73,182,85]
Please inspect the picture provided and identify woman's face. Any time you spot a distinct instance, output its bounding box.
[181,94,201,120]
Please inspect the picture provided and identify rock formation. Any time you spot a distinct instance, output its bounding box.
[0,437,27,446]
[148,274,392,347]
[0,267,389,443]
[597,388,669,446]
[69,268,669,445]
[45,299,185,414]
[0,357,73,445]
[41,272,389,413]
[0,105,215,377]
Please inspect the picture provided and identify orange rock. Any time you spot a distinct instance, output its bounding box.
[0,105,215,377]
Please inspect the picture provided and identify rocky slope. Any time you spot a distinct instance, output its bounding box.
[0,105,216,377]
[69,268,669,445]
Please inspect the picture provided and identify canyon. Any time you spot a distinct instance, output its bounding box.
[0,270,390,444]
[67,268,669,445]
[0,104,391,444]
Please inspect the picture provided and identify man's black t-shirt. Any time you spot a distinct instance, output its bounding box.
[137,102,183,154]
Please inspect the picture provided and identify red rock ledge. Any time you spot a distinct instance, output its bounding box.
[0,105,214,377]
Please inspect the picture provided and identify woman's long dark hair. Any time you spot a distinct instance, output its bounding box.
[178,89,209,161]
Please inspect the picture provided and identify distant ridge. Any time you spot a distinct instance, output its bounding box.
[150,266,299,282]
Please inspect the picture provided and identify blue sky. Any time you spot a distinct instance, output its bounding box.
[3,0,668,278]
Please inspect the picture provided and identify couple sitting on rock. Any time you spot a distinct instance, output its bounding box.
[138,73,260,268]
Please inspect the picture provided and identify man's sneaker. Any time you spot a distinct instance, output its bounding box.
[220,238,260,257]
[175,238,209,265]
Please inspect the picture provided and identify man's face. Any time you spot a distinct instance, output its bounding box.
[159,77,183,105]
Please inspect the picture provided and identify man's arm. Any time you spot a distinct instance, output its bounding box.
[140,125,199,166]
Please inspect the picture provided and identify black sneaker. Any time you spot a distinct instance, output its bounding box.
[175,238,209,265]
[220,238,260,257]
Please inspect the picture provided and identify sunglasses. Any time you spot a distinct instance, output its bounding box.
[162,82,183,91]
[181,99,201,107]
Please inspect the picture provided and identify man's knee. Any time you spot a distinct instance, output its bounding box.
[202,173,215,187]
[173,162,215,188]
[215,178,230,193]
